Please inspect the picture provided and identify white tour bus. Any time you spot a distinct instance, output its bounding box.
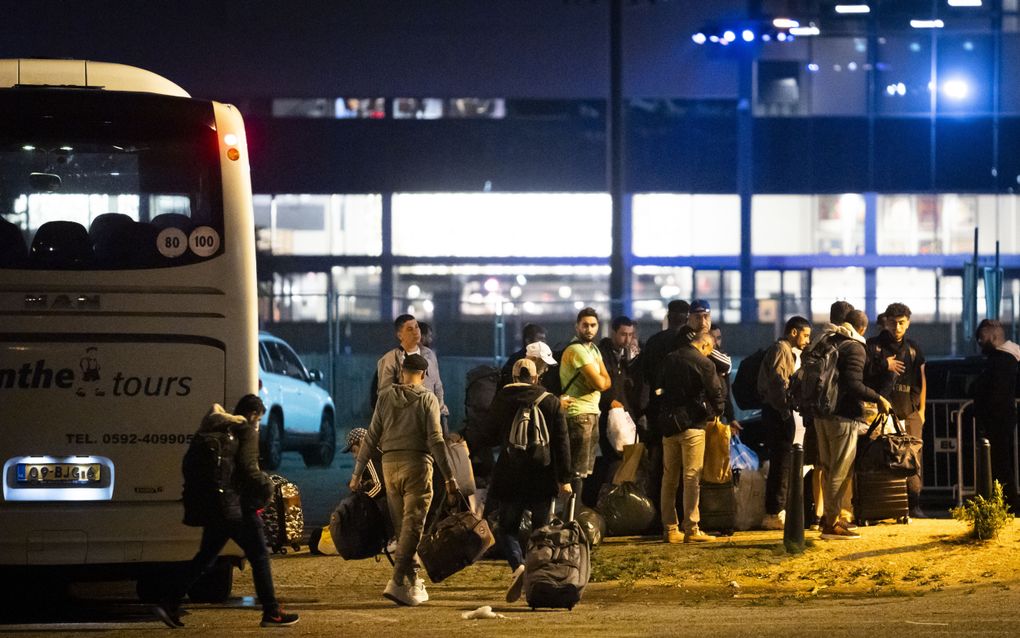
[0,59,256,601]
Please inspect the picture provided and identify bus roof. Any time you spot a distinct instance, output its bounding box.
[0,59,189,98]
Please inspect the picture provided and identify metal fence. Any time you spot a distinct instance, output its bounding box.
[924,398,1020,505]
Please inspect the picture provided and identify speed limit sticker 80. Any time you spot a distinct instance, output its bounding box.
[189,226,221,257]
[156,227,188,258]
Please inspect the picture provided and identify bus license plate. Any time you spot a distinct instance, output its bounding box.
[16,463,102,485]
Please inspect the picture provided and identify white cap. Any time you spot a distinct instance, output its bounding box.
[525,341,557,365]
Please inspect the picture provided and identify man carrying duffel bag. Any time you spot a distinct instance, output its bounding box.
[350,354,460,607]
[486,358,573,603]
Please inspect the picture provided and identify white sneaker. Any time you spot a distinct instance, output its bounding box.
[505,564,526,603]
[383,579,419,607]
[761,511,786,530]
[411,577,429,604]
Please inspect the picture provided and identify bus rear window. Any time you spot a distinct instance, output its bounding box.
[0,89,225,270]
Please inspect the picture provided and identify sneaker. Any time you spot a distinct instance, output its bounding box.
[761,511,786,530]
[152,603,183,629]
[684,527,713,543]
[260,609,300,627]
[820,523,861,540]
[411,577,429,604]
[505,564,526,603]
[663,524,684,544]
[809,516,822,531]
[383,579,419,607]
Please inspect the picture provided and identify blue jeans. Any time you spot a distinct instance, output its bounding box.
[175,509,278,613]
[497,497,552,571]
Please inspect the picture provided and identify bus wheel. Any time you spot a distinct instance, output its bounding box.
[187,559,234,603]
[261,413,283,470]
[302,412,336,468]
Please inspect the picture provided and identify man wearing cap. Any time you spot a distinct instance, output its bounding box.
[499,323,547,389]
[686,300,741,434]
[487,358,572,603]
[350,353,459,607]
[344,427,394,546]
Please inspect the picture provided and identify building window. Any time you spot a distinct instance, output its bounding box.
[392,193,611,257]
[631,266,695,321]
[752,194,864,255]
[811,267,865,323]
[253,194,382,256]
[876,268,938,322]
[632,194,740,257]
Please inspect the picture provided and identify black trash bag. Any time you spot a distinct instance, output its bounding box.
[597,482,656,537]
[483,499,533,560]
[575,505,607,546]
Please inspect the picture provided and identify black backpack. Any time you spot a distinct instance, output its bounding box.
[181,429,240,526]
[462,365,501,446]
[788,335,842,418]
[329,491,388,560]
[731,348,766,410]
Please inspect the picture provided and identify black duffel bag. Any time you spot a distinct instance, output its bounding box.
[856,414,922,478]
[329,491,387,560]
[417,495,494,583]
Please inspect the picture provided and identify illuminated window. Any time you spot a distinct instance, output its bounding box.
[632,266,694,321]
[876,268,937,321]
[253,194,382,256]
[811,268,865,323]
[392,193,611,258]
[877,194,979,254]
[632,194,739,256]
[395,265,610,327]
[753,194,864,255]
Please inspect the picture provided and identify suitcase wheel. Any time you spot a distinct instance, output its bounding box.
[292,544,302,552]
[898,516,910,525]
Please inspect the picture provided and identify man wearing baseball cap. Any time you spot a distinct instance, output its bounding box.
[350,353,459,607]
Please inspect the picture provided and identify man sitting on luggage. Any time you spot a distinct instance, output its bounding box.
[344,427,394,547]
[487,358,573,603]
[350,353,460,607]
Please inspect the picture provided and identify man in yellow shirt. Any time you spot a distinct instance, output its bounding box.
[559,307,612,500]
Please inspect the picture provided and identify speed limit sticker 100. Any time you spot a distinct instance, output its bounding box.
[189,226,221,257]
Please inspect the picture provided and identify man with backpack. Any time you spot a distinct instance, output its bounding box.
[756,315,812,530]
[864,303,928,518]
[487,358,572,602]
[559,307,612,501]
[350,353,460,607]
[157,396,298,628]
[803,309,892,540]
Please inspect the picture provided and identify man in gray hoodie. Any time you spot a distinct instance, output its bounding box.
[351,353,459,607]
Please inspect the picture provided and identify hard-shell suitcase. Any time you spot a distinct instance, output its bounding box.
[417,495,494,583]
[853,471,910,525]
[698,479,736,535]
[260,474,304,553]
[523,495,591,611]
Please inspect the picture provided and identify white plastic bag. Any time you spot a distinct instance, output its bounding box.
[606,407,637,453]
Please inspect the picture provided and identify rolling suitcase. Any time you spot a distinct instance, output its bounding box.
[853,471,909,525]
[417,495,494,583]
[260,474,304,553]
[698,479,736,535]
[523,494,591,611]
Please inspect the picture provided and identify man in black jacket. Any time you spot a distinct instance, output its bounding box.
[815,310,892,540]
[864,303,927,518]
[500,323,547,388]
[598,315,638,459]
[487,358,572,603]
[658,331,725,543]
[973,319,1020,511]
[158,396,297,628]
